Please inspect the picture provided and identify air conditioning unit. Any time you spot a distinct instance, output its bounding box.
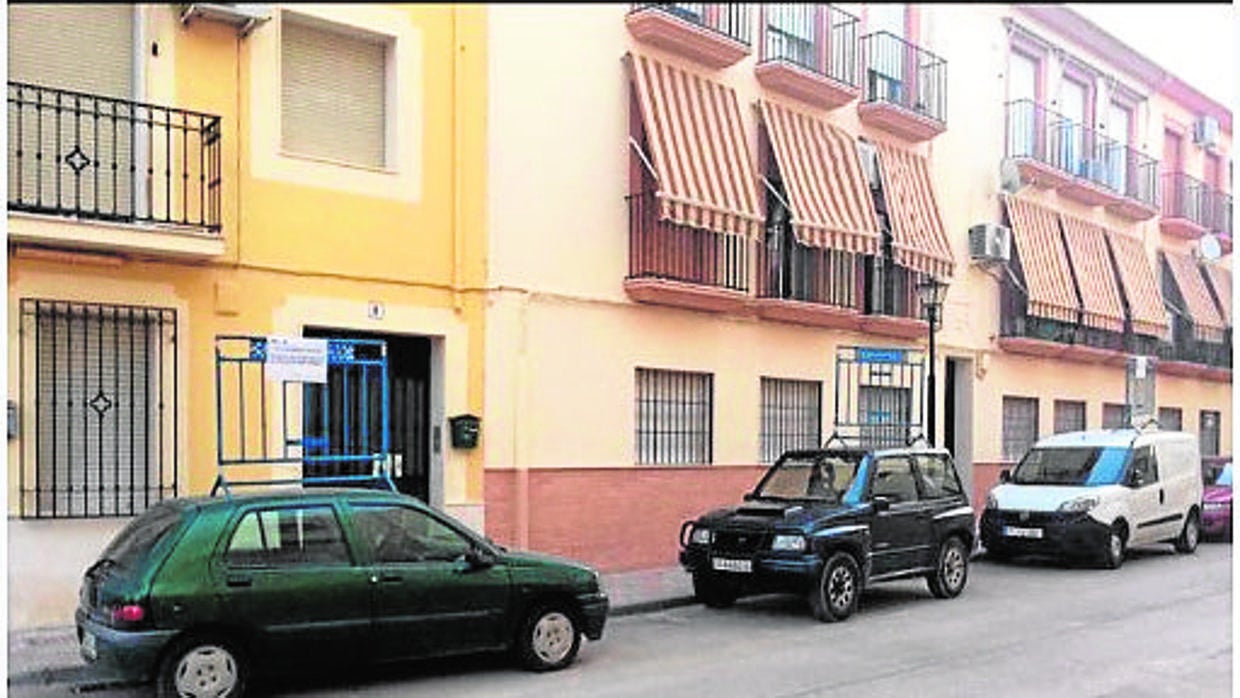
[1193,115,1220,149]
[180,4,272,37]
[969,223,1011,264]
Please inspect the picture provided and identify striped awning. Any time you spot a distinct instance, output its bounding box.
[1163,249,1227,343]
[1058,215,1126,333]
[873,141,954,279]
[1105,231,1168,338]
[1202,262,1232,327]
[1003,195,1078,324]
[756,100,880,254]
[626,52,763,237]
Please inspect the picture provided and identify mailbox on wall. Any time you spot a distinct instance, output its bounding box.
[448,414,480,449]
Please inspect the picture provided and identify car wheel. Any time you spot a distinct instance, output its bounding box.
[157,633,247,698]
[692,572,738,609]
[926,537,969,599]
[808,552,860,623]
[1174,509,1200,553]
[517,603,581,672]
[1100,524,1126,570]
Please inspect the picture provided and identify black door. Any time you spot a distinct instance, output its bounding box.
[303,328,432,502]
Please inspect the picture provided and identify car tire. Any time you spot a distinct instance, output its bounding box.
[1174,509,1200,553]
[926,537,969,599]
[516,602,581,672]
[1099,523,1126,570]
[808,552,861,623]
[157,633,248,698]
[693,572,738,609]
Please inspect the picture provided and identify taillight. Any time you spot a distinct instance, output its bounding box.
[110,604,146,624]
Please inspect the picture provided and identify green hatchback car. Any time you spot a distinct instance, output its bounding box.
[75,489,608,697]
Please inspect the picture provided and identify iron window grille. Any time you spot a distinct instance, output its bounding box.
[1102,402,1127,430]
[1001,396,1038,462]
[1200,410,1221,457]
[1158,406,1183,431]
[1053,400,1086,434]
[18,300,178,519]
[759,377,822,464]
[635,368,713,465]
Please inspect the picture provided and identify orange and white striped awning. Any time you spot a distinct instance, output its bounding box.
[626,52,763,237]
[1003,195,1078,324]
[873,141,954,279]
[756,100,880,254]
[1058,215,1126,333]
[1163,249,1228,343]
[1105,231,1168,338]
[1202,262,1232,327]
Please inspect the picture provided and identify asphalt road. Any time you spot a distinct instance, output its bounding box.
[15,542,1231,698]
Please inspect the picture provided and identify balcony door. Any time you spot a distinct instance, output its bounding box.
[8,5,143,220]
[1059,77,1088,176]
[1107,102,1132,193]
[1008,51,1039,158]
[867,4,906,101]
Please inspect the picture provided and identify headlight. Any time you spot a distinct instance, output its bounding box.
[986,492,998,510]
[1057,496,1100,513]
[690,527,713,545]
[771,534,807,552]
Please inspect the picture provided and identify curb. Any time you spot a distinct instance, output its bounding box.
[609,595,698,618]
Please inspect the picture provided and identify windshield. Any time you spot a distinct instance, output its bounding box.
[1011,447,1129,486]
[1213,463,1233,487]
[755,453,863,503]
[98,501,186,571]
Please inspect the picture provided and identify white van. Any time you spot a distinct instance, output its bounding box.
[980,428,1203,568]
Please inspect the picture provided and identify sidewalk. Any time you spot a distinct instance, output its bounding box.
[6,566,695,692]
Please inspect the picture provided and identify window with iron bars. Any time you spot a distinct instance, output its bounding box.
[1002,396,1038,462]
[1102,402,1127,429]
[1053,400,1086,434]
[1158,406,1183,431]
[759,377,822,463]
[18,300,178,518]
[1200,410,1221,457]
[858,385,912,449]
[635,368,713,465]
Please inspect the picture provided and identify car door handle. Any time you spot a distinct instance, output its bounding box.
[225,574,252,588]
[1159,489,1165,505]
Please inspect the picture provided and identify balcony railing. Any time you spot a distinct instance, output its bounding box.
[760,4,859,88]
[758,236,859,308]
[1203,189,1233,237]
[1004,99,1158,207]
[8,82,222,232]
[866,259,925,320]
[860,31,946,124]
[630,3,752,46]
[1161,172,1210,229]
[1002,276,1230,369]
[627,191,751,292]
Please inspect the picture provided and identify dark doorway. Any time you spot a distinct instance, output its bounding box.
[303,327,432,502]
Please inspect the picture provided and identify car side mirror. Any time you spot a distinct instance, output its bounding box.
[742,492,756,502]
[872,496,892,513]
[1127,470,1145,489]
[999,469,1012,484]
[464,547,495,570]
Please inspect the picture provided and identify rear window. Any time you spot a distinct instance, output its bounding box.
[99,502,187,571]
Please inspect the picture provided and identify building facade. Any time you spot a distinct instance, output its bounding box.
[480,4,1232,572]
[7,4,489,628]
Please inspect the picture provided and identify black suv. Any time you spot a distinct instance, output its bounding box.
[679,446,974,621]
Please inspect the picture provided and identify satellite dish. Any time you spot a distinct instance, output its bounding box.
[1000,159,1026,194]
[1199,233,1223,261]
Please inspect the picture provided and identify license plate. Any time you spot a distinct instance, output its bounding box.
[1003,526,1043,539]
[711,557,752,573]
[81,631,97,661]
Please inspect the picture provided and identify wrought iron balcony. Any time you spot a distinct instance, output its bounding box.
[1203,189,1233,238]
[755,4,860,109]
[858,31,946,140]
[1160,172,1210,239]
[626,191,752,310]
[627,4,752,68]
[1003,100,1158,215]
[8,82,222,234]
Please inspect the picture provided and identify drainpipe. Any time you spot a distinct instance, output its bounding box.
[451,7,464,314]
[514,292,531,548]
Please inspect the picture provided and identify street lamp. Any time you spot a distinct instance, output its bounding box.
[916,276,948,447]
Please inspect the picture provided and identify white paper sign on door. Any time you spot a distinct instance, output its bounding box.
[265,337,328,384]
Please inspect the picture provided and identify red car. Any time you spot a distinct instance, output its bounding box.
[1202,462,1232,540]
